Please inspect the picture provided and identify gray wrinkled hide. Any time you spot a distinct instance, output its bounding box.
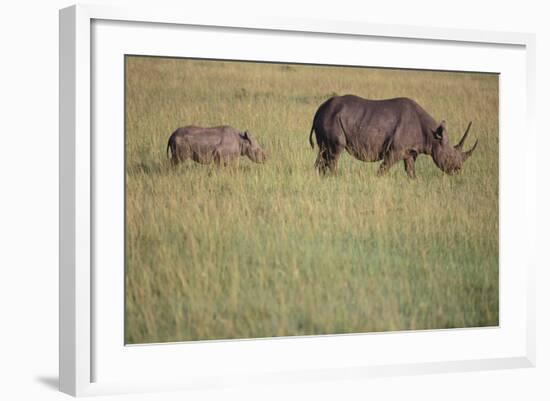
[167,125,267,166]
[309,95,478,177]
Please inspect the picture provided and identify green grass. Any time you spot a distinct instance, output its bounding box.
[124,56,499,344]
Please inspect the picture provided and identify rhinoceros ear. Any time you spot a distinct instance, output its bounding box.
[242,131,251,142]
[433,120,446,140]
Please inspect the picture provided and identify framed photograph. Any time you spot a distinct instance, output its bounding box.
[59,4,536,396]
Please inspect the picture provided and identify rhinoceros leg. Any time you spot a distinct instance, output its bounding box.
[377,152,400,176]
[213,150,233,167]
[314,148,328,174]
[170,154,180,166]
[315,144,343,175]
[327,146,343,174]
[403,157,416,179]
[171,148,188,166]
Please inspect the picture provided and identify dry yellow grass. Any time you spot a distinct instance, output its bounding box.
[125,56,498,344]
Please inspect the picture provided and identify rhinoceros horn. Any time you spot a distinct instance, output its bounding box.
[455,121,472,151]
[462,139,478,161]
[454,121,478,162]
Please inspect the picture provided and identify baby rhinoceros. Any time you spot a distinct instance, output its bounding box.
[167,125,267,166]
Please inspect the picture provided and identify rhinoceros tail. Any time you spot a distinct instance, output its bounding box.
[168,128,183,159]
[167,131,177,159]
[309,124,315,149]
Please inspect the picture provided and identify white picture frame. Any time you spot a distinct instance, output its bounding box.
[59,4,536,397]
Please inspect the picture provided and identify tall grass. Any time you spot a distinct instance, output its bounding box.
[125,56,498,344]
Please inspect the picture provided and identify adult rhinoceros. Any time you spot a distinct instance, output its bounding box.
[308,95,478,178]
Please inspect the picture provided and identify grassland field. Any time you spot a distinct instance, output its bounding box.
[125,56,499,344]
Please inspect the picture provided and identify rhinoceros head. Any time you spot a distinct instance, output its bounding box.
[241,131,267,163]
[431,120,478,175]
